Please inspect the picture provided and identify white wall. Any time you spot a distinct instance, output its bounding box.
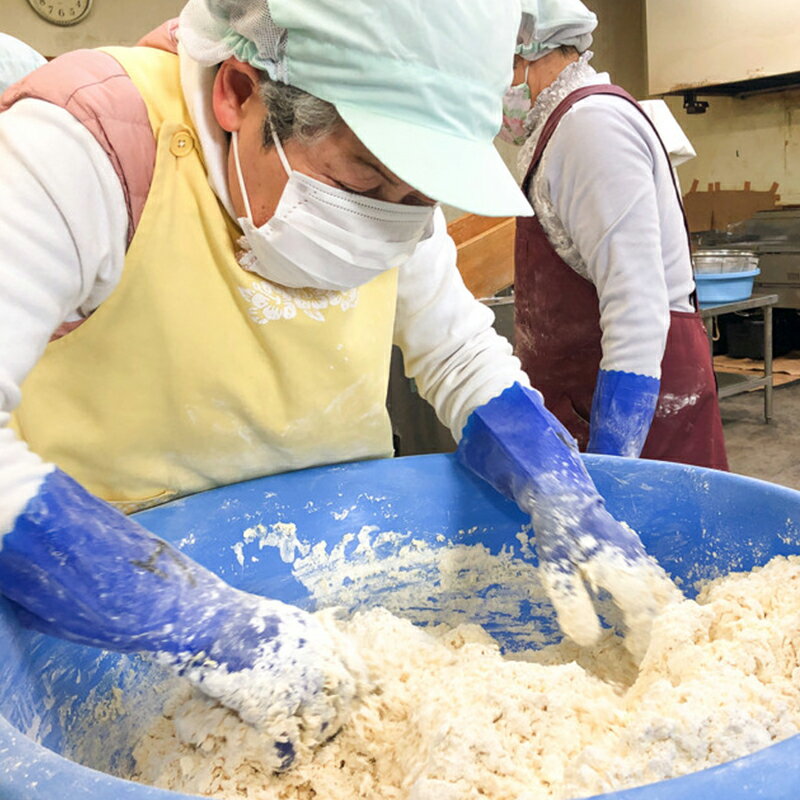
[667,90,800,206]
[640,0,800,204]
[584,0,647,100]
[1,0,185,56]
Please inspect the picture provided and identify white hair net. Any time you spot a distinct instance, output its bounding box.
[0,33,46,93]
[179,0,288,81]
[516,0,597,61]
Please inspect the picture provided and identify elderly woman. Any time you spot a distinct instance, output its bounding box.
[0,0,676,768]
[504,0,728,469]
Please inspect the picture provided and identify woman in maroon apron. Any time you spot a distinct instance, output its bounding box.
[502,1,727,470]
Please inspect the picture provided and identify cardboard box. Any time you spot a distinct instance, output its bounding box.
[682,180,780,233]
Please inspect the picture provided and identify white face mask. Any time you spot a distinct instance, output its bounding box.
[232,125,435,292]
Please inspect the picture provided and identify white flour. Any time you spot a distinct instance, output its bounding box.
[130,554,800,800]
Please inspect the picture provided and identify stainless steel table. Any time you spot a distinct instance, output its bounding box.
[699,293,779,423]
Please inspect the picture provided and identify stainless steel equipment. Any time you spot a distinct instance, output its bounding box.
[692,250,759,274]
[715,208,800,308]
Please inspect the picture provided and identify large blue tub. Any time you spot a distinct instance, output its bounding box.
[2,454,800,799]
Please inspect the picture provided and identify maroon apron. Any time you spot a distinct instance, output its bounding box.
[515,85,728,471]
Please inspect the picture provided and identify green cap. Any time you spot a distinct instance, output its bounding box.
[181,0,532,217]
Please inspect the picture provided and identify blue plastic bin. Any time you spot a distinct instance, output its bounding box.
[2,453,800,799]
[695,268,760,308]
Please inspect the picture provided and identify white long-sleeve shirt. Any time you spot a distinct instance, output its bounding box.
[520,56,695,380]
[0,51,527,531]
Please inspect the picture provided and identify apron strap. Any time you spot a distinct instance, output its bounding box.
[522,83,698,309]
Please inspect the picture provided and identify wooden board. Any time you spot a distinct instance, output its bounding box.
[446,214,516,299]
[714,352,800,389]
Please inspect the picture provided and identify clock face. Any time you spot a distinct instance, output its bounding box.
[27,0,93,26]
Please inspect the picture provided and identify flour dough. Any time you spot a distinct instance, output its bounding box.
[131,555,800,799]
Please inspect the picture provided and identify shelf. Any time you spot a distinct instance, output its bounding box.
[666,71,800,100]
[700,294,777,422]
[716,372,771,399]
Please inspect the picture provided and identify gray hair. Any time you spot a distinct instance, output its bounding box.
[258,74,343,146]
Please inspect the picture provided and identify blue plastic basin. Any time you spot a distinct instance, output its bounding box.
[696,268,760,308]
[2,453,800,799]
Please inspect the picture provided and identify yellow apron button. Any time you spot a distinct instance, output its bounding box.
[170,131,195,157]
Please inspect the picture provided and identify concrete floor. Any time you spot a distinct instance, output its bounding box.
[720,381,800,490]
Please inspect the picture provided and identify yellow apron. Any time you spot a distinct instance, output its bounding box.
[12,47,398,513]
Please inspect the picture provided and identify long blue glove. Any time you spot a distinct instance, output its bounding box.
[457,383,680,661]
[587,369,661,458]
[0,468,364,771]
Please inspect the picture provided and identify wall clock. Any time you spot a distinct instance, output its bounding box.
[26,0,93,26]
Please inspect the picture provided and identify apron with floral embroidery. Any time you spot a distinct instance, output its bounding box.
[11,47,398,512]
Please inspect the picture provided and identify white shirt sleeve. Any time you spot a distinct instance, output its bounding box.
[540,96,693,379]
[0,99,127,532]
[393,208,532,440]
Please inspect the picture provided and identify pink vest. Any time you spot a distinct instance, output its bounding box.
[0,19,178,245]
[0,21,179,339]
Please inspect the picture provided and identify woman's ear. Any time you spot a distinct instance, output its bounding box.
[212,58,263,133]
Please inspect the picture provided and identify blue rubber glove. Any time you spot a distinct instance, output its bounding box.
[0,469,364,771]
[457,384,680,660]
[587,369,661,458]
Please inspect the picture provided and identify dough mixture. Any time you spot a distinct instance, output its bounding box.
[131,555,800,799]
